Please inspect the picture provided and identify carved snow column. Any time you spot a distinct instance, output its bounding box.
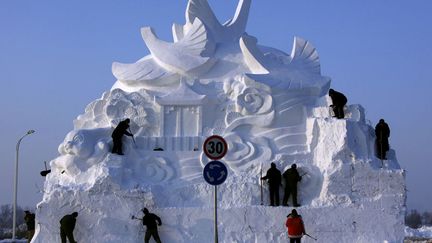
[156,81,206,151]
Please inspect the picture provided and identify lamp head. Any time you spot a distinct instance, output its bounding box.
[27,130,35,135]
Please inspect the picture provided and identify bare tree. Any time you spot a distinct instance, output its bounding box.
[406,209,422,229]
[0,204,28,239]
[421,211,432,226]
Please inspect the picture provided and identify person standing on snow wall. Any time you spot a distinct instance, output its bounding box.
[282,164,302,207]
[60,212,78,243]
[111,118,133,155]
[261,162,282,206]
[24,210,35,243]
[329,88,347,119]
[142,208,163,243]
[286,209,306,243]
[375,119,391,160]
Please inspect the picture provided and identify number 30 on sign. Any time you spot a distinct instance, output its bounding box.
[203,135,228,160]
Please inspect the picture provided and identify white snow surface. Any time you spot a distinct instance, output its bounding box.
[33,0,406,242]
[0,240,27,243]
[405,226,432,239]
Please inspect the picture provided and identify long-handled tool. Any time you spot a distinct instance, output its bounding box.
[40,161,51,177]
[128,128,137,148]
[260,163,263,205]
[380,129,384,167]
[305,233,317,241]
[131,215,142,221]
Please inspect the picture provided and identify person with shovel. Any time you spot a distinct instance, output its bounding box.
[282,164,302,207]
[60,212,78,243]
[261,162,282,206]
[132,208,163,243]
[375,119,390,160]
[24,210,35,243]
[286,209,306,243]
[111,118,134,155]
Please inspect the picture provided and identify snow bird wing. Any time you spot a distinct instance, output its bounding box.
[239,34,269,74]
[112,56,173,85]
[181,0,251,43]
[289,37,321,75]
[186,0,220,31]
[241,35,321,76]
[141,17,216,75]
[241,35,327,91]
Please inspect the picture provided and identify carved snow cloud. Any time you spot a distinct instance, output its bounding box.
[74,89,159,137]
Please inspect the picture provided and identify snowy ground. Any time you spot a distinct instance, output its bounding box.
[2,227,432,242]
[405,226,432,240]
[0,240,27,243]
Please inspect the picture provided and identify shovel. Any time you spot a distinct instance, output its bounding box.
[128,128,137,149]
[40,161,51,177]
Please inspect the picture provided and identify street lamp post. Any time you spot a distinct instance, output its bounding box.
[12,130,35,241]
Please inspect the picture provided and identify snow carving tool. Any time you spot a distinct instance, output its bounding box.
[128,128,137,148]
[40,161,51,177]
[131,215,141,220]
[380,129,384,168]
[305,233,317,241]
[260,163,263,205]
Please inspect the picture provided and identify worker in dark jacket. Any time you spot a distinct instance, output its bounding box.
[60,212,78,243]
[24,210,35,243]
[282,164,302,207]
[329,88,347,119]
[142,208,162,243]
[111,118,133,155]
[375,119,391,160]
[261,163,282,206]
[286,209,306,243]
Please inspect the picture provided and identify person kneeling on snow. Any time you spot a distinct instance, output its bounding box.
[286,209,306,243]
[329,88,347,119]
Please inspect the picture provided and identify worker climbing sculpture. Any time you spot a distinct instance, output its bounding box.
[111,118,134,155]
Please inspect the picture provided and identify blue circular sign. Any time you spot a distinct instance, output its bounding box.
[203,161,228,186]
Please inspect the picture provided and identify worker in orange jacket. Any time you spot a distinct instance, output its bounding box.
[285,209,306,243]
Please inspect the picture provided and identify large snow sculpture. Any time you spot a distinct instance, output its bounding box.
[34,0,406,242]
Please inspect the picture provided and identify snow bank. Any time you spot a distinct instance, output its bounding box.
[33,106,406,242]
[405,226,432,239]
[0,240,27,243]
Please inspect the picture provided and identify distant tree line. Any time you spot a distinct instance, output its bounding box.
[0,204,29,240]
[406,209,432,229]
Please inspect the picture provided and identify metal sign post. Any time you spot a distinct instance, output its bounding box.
[214,185,218,243]
[260,163,263,205]
[203,136,228,243]
[203,160,228,243]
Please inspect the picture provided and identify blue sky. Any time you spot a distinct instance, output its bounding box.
[0,0,431,211]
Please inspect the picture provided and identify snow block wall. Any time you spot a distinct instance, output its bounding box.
[33,0,406,242]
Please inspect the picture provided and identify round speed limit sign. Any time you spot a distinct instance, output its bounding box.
[203,135,228,160]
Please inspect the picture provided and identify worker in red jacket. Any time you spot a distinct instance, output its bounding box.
[285,209,306,243]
